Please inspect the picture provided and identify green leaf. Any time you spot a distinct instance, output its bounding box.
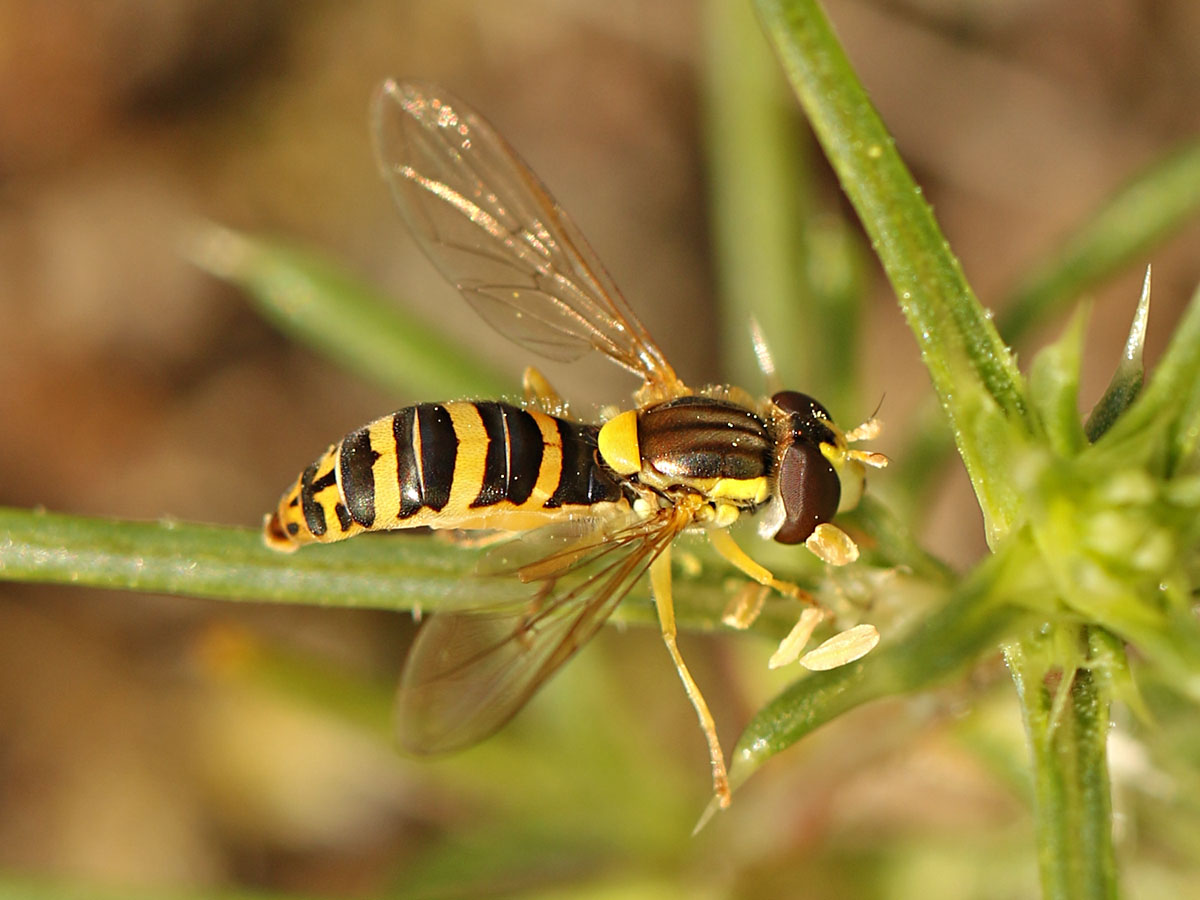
[1019,450,1200,703]
[755,0,1030,544]
[190,224,508,399]
[1084,267,1150,442]
[1097,279,1200,468]
[703,0,866,411]
[1157,283,1200,472]
[703,0,812,391]
[889,140,1200,512]
[802,218,868,415]
[1029,303,1088,458]
[1007,631,1119,900]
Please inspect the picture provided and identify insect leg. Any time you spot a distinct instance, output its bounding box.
[706,528,814,607]
[434,529,514,549]
[522,366,567,414]
[649,547,731,809]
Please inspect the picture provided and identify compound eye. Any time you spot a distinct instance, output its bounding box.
[771,390,832,422]
[773,439,840,544]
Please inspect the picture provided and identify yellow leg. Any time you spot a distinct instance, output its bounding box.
[650,547,731,809]
[522,366,566,413]
[433,529,513,549]
[707,528,814,606]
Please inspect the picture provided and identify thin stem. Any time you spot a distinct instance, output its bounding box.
[0,507,793,634]
[1008,633,1119,900]
[756,0,1030,546]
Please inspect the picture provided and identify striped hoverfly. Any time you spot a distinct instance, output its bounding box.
[264,80,887,809]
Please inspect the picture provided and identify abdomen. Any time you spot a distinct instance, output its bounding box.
[265,401,627,551]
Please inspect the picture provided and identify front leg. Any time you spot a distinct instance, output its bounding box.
[706,528,814,606]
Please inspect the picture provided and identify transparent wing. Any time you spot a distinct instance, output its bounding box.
[372,79,685,398]
[395,509,685,754]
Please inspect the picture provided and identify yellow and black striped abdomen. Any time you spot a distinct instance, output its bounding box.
[264,401,628,552]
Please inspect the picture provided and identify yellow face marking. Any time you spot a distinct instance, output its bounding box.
[597,409,641,476]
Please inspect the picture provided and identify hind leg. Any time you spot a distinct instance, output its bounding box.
[650,547,731,809]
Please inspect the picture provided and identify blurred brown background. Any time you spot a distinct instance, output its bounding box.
[1,1,1198,897]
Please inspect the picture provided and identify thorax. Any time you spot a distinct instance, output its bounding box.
[597,395,772,507]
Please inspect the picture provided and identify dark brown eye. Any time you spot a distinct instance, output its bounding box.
[773,439,840,544]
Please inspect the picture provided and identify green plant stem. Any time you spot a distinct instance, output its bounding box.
[0,507,795,634]
[898,139,1200,509]
[755,0,1026,414]
[0,507,474,610]
[703,0,864,414]
[756,0,1030,545]
[841,494,955,585]
[1007,633,1119,900]
[703,0,813,391]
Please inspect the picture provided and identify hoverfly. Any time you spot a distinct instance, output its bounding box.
[264,80,887,809]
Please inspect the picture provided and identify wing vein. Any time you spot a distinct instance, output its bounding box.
[372,79,686,395]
